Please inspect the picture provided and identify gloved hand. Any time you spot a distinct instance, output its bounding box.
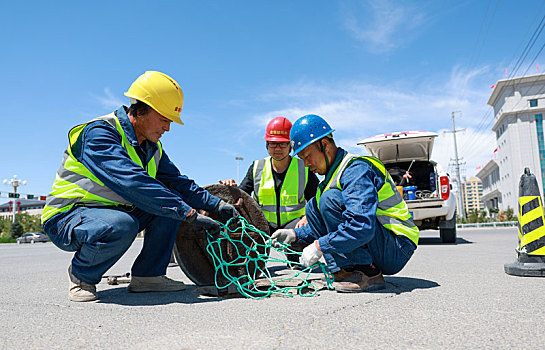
[187,211,221,238]
[269,229,296,248]
[216,200,240,222]
[299,241,323,267]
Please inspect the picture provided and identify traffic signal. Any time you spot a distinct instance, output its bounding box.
[39,196,47,201]
[26,194,34,199]
[8,193,20,198]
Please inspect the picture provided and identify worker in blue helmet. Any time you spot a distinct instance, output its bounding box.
[270,114,419,292]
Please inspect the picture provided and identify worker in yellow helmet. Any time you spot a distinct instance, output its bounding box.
[42,71,239,302]
[220,117,319,264]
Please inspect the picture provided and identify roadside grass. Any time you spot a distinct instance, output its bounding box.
[0,237,16,243]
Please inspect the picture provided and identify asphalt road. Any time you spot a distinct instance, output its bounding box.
[1,227,543,349]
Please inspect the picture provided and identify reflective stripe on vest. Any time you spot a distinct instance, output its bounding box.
[41,113,162,222]
[317,153,419,246]
[253,157,308,228]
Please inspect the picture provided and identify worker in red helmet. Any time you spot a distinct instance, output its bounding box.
[220,117,319,263]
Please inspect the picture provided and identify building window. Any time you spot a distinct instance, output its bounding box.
[530,99,538,107]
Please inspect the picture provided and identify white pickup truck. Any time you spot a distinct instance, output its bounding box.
[358,131,457,243]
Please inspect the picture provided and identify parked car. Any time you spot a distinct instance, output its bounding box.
[358,131,457,243]
[16,233,48,244]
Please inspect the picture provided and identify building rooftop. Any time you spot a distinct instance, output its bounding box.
[476,159,499,180]
[488,73,545,106]
[0,199,46,209]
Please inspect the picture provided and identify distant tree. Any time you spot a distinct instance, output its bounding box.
[478,210,488,223]
[498,210,506,222]
[9,221,23,239]
[457,214,467,224]
[0,217,10,237]
[16,213,43,234]
[468,209,479,223]
[466,209,488,223]
[505,207,515,221]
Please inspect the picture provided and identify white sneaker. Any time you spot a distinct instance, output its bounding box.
[127,275,186,293]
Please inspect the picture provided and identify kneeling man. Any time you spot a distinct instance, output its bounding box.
[271,114,418,292]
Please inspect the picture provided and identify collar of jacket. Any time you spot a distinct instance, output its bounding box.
[116,106,159,154]
[318,147,347,193]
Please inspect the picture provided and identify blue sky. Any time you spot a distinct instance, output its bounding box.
[1,0,544,198]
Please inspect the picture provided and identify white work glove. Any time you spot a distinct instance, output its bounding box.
[299,241,323,267]
[269,229,296,248]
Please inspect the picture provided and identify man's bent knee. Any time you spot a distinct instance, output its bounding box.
[76,209,139,245]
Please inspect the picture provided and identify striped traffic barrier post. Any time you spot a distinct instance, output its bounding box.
[504,168,545,277]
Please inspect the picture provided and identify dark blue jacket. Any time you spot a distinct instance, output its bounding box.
[294,148,386,255]
[59,106,219,221]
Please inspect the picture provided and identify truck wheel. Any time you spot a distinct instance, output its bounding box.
[440,227,456,243]
[440,210,457,243]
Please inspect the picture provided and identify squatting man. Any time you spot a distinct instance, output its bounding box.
[42,71,239,302]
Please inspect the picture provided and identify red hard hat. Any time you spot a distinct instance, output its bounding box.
[264,117,292,142]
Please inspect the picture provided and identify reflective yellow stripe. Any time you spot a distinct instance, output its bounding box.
[317,153,419,245]
[42,113,161,223]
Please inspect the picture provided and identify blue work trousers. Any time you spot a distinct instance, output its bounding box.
[43,206,180,284]
[305,189,415,275]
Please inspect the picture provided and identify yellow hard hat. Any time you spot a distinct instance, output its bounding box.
[124,71,184,125]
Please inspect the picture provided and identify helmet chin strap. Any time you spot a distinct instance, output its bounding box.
[319,140,330,173]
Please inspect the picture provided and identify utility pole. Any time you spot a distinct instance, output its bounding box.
[235,157,244,184]
[3,175,27,223]
[445,111,466,220]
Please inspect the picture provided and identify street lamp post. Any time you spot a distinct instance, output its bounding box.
[235,157,244,184]
[3,175,27,223]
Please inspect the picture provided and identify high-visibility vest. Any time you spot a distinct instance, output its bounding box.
[41,113,162,222]
[253,157,308,228]
[317,153,419,246]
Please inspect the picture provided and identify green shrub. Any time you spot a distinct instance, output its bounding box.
[9,221,23,239]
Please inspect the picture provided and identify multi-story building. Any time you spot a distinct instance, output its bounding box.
[462,176,484,214]
[0,199,45,219]
[476,159,501,212]
[479,73,545,212]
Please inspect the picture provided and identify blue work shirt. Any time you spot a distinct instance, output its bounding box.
[62,106,219,221]
[294,147,388,255]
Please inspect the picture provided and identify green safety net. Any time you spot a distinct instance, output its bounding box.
[206,217,334,299]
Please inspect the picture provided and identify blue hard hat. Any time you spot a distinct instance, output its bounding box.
[290,114,335,156]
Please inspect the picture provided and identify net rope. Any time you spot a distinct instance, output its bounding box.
[206,217,334,299]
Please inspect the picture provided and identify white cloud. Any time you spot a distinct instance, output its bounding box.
[246,65,497,178]
[92,88,124,110]
[341,0,427,54]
